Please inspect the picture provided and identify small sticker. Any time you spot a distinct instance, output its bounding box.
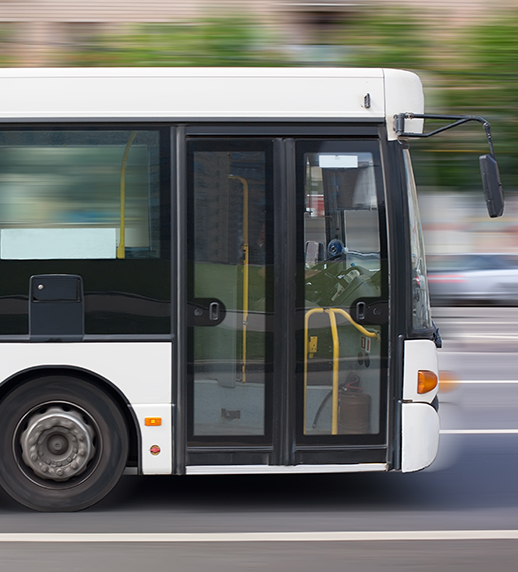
[318,155,358,169]
[150,445,161,456]
[360,336,371,353]
[309,336,318,359]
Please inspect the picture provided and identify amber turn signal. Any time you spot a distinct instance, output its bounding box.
[145,417,162,426]
[417,370,438,394]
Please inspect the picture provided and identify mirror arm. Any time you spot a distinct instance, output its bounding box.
[395,112,504,218]
[482,120,496,158]
[394,113,496,157]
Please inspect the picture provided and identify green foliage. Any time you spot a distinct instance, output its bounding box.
[464,13,518,73]
[431,11,518,190]
[0,26,14,66]
[67,16,284,67]
[334,8,433,71]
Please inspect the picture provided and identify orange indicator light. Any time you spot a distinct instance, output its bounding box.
[145,417,162,426]
[418,370,438,394]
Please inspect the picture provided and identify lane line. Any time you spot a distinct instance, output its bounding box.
[434,322,518,327]
[439,351,518,355]
[457,334,518,340]
[0,531,518,542]
[440,429,518,435]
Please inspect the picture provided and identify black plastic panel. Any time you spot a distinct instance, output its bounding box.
[29,274,84,342]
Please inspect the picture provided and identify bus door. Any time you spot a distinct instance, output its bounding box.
[295,139,389,464]
[185,135,388,468]
[186,139,275,462]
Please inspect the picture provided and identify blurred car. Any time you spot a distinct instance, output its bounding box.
[427,253,518,306]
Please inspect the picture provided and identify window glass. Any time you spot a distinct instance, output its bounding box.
[304,151,381,276]
[188,140,273,440]
[0,128,170,336]
[404,148,432,330]
[299,141,386,441]
[0,130,162,259]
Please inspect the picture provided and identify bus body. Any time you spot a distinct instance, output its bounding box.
[0,68,439,511]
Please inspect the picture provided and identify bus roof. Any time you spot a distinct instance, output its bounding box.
[0,67,424,138]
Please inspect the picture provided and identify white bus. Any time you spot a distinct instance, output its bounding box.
[0,68,503,511]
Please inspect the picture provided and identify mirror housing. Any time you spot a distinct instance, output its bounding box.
[480,154,504,218]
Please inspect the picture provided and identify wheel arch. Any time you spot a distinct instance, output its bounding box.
[0,365,140,471]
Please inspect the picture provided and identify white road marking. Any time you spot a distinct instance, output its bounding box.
[0,531,518,542]
[440,351,518,356]
[458,334,518,340]
[441,429,518,434]
[437,321,518,326]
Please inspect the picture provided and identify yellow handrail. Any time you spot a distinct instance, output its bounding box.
[228,175,249,383]
[304,307,379,435]
[116,131,137,259]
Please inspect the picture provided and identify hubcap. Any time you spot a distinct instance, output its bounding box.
[20,406,96,481]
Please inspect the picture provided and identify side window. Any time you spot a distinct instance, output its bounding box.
[0,128,170,335]
[0,130,162,260]
[304,150,381,283]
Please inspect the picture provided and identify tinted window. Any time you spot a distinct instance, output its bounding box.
[0,130,162,260]
[0,128,171,335]
[187,139,274,441]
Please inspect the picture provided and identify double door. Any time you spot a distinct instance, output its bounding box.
[185,135,389,466]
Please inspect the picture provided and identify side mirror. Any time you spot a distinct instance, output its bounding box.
[480,154,504,218]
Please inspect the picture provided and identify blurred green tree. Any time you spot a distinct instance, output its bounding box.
[333,8,433,71]
[441,11,518,190]
[67,16,284,67]
[0,26,14,66]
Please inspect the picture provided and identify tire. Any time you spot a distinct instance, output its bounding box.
[0,375,129,512]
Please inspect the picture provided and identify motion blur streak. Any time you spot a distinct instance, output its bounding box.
[2,530,518,542]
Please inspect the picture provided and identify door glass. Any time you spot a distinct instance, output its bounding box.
[298,140,387,440]
[187,140,273,440]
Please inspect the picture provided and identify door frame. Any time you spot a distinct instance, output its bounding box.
[175,123,391,472]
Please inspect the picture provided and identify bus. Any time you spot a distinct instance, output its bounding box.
[0,68,503,511]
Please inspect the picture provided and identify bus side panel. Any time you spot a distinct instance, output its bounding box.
[401,402,439,472]
[132,403,172,474]
[401,339,440,472]
[0,342,172,475]
[403,339,438,403]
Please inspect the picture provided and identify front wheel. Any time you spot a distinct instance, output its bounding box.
[0,375,129,511]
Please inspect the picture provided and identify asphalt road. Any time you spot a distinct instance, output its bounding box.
[0,307,517,571]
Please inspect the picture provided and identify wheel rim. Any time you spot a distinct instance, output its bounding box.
[19,404,96,482]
